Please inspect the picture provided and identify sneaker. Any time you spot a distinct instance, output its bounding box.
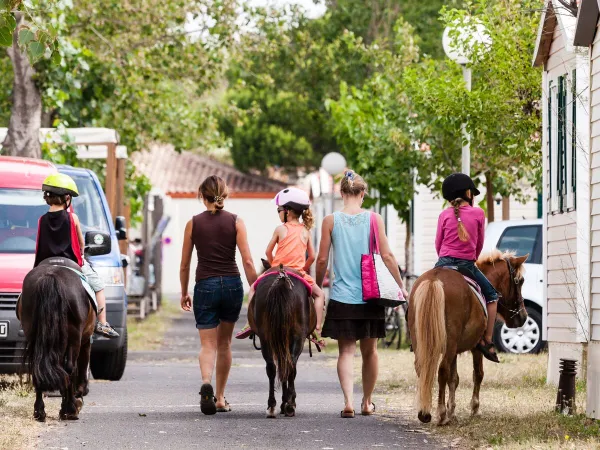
[235,324,253,340]
[95,321,120,339]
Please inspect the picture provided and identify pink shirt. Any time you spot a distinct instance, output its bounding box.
[435,205,485,261]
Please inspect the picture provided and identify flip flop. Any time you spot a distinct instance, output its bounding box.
[475,339,500,363]
[216,399,231,412]
[340,409,355,418]
[199,384,217,415]
[361,401,376,416]
[235,325,253,340]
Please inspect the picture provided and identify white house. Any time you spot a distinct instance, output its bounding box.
[533,0,600,416]
[131,145,287,294]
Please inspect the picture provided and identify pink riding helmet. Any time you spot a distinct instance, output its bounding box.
[274,187,311,211]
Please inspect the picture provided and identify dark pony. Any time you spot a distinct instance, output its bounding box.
[18,259,96,421]
[249,264,316,418]
[408,250,528,425]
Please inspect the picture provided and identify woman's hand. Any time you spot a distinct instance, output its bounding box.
[401,287,409,300]
[181,293,192,311]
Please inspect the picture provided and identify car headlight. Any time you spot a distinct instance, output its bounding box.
[94,266,125,286]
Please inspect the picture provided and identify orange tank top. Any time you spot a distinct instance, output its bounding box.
[271,222,307,272]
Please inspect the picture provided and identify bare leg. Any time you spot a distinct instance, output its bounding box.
[471,350,484,416]
[446,356,458,420]
[311,284,325,332]
[95,290,108,324]
[337,339,357,414]
[359,338,378,413]
[215,321,235,409]
[198,328,218,384]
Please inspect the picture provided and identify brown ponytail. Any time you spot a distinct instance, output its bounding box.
[199,175,228,214]
[301,208,314,230]
[450,198,470,242]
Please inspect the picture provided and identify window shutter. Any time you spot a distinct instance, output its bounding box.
[570,69,577,210]
[558,75,567,212]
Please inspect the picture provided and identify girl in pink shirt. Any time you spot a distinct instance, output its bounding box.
[434,173,499,363]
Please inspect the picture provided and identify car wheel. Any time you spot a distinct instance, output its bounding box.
[494,307,545,354]
[90,329,128,381]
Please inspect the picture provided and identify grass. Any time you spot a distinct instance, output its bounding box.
[372,349,600,449]
[0,375,62,449]
[127,299,181,351]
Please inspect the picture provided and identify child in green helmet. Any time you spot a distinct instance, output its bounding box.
[35,173,119,339]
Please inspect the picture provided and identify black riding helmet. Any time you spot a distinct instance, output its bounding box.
[441,173,480,203]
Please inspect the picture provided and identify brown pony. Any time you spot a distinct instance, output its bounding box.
[249,264,316,418]
[408,250,528,425]
[18,258,96,421]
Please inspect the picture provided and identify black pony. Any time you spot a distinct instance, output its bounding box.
[18,257,96,421]
[250,264,316,418]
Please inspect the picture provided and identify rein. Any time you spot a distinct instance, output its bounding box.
[503,258,525,318]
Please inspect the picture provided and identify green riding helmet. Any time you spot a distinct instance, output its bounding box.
[42,173,79,197]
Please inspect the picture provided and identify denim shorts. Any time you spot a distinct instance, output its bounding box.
[193,276,244,330]
[435,256,499,303]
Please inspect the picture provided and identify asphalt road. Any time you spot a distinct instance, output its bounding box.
[40,301,443,450]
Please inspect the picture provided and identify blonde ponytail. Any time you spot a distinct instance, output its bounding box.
[450,199,470,242]
[302,208,314,230]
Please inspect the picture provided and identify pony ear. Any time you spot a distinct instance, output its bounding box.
[511,254,529,266]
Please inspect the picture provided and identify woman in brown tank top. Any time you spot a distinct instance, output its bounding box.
[179,176,257,415]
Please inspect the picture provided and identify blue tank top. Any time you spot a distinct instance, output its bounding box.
[330,211,370,304]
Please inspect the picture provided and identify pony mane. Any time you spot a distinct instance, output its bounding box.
[476,249,526,278]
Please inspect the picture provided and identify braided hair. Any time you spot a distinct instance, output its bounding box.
[450,198,470,242]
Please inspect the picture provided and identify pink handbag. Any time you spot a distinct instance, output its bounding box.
[361,213,405,307]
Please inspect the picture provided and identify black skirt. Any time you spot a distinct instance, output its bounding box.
[322,299,385,340]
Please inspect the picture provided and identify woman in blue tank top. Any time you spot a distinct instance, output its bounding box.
[316,170,407,418]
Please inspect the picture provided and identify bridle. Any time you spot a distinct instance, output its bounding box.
[502,257,526,319]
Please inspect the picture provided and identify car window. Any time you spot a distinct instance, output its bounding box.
[497,226,541,264]
[0,189,47,253]
[68,173,109,235]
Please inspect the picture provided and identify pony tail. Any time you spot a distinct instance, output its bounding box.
[451,199,470,242]
[302,208,314,230]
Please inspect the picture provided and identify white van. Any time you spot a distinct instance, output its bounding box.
[482,220,545,354]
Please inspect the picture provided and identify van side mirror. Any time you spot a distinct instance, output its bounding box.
[115,216,127,241]
[84,231,112,256]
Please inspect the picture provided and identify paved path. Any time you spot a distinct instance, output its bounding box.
[40,300,443,449]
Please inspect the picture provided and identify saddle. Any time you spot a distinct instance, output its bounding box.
[254,261,313,296]
[37,257,98,315]
[439,266,487,318]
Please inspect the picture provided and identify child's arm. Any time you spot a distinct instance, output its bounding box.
[265,227,281,264]
[303,232,315,272]
[73,213,85,257]
[475,211,485,258]
[435,214,444,256]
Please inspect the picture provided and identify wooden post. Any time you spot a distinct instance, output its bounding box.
[105,143,118,218]
[502,196,510,221]
[151,195,164,308]
[116,157,128,255]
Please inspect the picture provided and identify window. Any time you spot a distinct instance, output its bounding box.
[0,189,47,253]
[497,226,542,265]
[548,70,577,213]
[69,174,109,234]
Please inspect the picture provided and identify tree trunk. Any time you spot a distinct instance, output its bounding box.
[502,196,510,220]
[485,172,495,223]
[2,12,42,158]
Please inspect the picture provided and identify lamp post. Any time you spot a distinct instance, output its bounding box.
[321,152,347,215]
[442,20,491,176]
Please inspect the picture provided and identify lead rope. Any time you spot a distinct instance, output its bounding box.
[252,333,261,351]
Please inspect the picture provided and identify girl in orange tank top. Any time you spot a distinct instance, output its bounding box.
[236,200,326,349]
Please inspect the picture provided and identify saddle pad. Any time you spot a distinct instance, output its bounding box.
[253,270,312,296]
[463,276,487,319]
[58,265,99,315]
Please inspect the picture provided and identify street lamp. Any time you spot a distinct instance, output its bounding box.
[442,20,491,176]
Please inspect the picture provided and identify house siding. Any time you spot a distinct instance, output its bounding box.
[589,22,600,344]
[544,24,580,346]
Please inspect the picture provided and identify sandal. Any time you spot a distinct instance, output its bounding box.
[199,384,217,415]
[340,409,355,418]
[216,398,231,412]
[475,338,500,363]
[235,324,253,340]
[361,400,376,416]
[309,331,326,351]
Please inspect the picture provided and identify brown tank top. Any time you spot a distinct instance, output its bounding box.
[192,210,240,281]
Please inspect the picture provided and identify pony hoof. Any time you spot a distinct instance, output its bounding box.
[418,411,431,423]
[60,412,79,421]
[284,404,296,417]
[266,407,277,418]
[438,417,450,426]
[33,412,46,422]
